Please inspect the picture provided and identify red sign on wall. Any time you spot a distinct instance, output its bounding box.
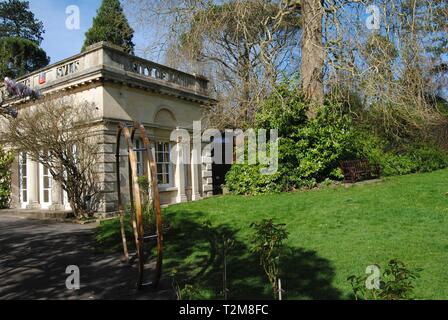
[38,73,46,85]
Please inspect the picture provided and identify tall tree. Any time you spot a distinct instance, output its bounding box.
[127,0,300,128]
[177,0,300,128]
[0,0,49,79]
[129,0,446,125]
[299,0,324,114]
[324,0,447,141]
[0,37,49,79]
[0,0,45,44]
[82,0,135,54]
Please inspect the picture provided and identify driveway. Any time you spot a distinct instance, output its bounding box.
[0,213,173,300]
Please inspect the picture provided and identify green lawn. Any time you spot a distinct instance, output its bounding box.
[97,169,448,299]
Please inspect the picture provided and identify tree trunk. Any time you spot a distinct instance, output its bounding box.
[67,187,92,219]
[240,46,252,124]
[301,0,325,117]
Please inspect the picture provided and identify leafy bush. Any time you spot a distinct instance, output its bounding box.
[225,164,284,195]
[225,82,448,195]
[347,259,422,300]
[382,145,448,176]
[290,105,355,186]
[353,134,448,176]
[380,153,419,176]
[0,147,13,209]
[176,284,206,300]
[171,269,210,300]
[250,219,289,299]
[226,83,356,194]
[350,130,385,164]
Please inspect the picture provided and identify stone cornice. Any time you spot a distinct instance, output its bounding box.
[100,117,198,133]
[1,42,217,106]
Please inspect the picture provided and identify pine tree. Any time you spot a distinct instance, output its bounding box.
[0,0,45,44]
[82,0,135,54]
[0,0,49,79]
[0,37,49,79]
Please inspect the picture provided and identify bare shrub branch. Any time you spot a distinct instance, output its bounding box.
[1,94,102,218]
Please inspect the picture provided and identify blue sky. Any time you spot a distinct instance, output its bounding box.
[28,0,150,63]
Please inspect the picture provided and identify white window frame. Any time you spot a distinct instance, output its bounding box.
[155,141,173,188]
[135,138,144,177]
[39,163,52,209]
[19,153,28,209]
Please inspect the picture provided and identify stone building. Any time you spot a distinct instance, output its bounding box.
[0,42,216,214]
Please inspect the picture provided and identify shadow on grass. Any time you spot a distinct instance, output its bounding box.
[95,216,134,254]
[161,211,342,300]
[94,210,342,299]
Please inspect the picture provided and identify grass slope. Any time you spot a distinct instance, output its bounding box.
[97,169,448,299]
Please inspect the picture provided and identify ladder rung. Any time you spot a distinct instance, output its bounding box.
[133,148,147,152]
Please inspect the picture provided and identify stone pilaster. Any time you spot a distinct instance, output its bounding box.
[26,159,40,209]
[202,149,214,198]
[49,180,65,211]
[97,131,119,214]
[175,140,188,203]
[191,148,202,201]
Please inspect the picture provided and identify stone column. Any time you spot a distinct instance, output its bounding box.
[191,148,202,201]
[49,180,65,211]
[26,159,40,209]
[175,139,188,203]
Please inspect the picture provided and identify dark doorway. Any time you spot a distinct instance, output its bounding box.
[212,163,232,195]
[211,136,232,195]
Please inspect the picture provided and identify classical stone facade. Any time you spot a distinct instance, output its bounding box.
[0,42,216,214]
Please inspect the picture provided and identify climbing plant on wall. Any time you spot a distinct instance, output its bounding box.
[0,77,40,118]
[0,77,40,208]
